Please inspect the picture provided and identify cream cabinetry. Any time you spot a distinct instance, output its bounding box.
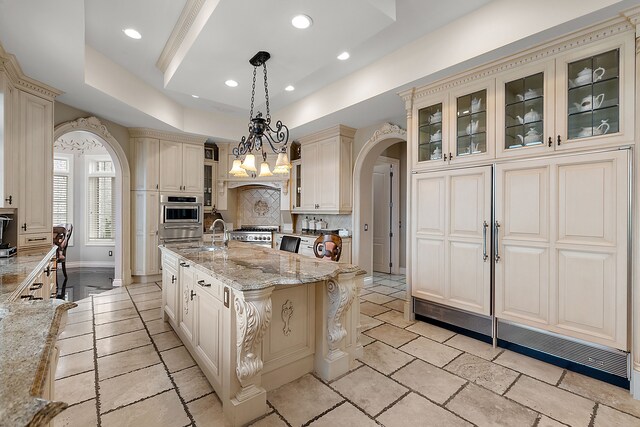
[413,33,634,170]
[495,150,629,350]
[178,260,196,342]
[19,91,53,240]
[161,252,179,324]
[204,161,217,211]
[132,191,159,276]
[411,166,492,316]
[298,125,355,214]
[159,140,204,194]
[132,137,159,191]
[0,72,18,208]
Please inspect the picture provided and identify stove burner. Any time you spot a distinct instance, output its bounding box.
[236,226,279,232]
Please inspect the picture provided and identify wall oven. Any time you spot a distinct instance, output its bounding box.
[159,195,203,243]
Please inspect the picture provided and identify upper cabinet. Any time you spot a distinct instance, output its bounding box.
[132,137,159,191]
[410,30,634,169]
[0,71,17,208]
[298,125,355,214]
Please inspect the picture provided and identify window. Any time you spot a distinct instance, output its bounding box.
[87,156,115,243]
[53,154,73,227]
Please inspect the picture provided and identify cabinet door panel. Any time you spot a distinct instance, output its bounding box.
[179,266,196,342]
[159,140,183,192]
[300,142,318,210]
[195,290,222,384]
[557,160,615,245]
[163,264,178,323]
[498,244,549,324]
[502,166,549,242]
[449,171,486,238]
[318,138,339,209]
[557,249,616,341]
[183,144,204,193]
[448,241,487,313]
[412,237,445,301]
[413,175,445,235]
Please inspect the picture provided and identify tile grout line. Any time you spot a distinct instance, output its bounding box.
[265,400,293,427]
[300,400,348,427]
[90,295,103,427]
[125,284,196,425]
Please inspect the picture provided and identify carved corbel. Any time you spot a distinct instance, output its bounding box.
[234,288,273,400]
[326,278,357,358]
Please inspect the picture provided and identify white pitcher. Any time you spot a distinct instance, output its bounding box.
[465,120,479,135]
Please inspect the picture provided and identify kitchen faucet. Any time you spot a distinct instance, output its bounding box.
[210,218,229,247]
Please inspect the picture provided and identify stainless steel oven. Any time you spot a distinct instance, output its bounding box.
[159,195,203,242]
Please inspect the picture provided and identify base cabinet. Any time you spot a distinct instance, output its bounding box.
[162,256,178,324]
[178,262,196,342]
[193,284,223,390]
[132,191,159,276]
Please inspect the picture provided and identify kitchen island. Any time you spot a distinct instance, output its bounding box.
[160,241,365,426]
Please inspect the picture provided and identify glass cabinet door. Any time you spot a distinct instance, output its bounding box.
[417,103,444,162]
[203,163,213,210]
[504,73,544,150]
[566,49,619,141]
[456,90,487,157]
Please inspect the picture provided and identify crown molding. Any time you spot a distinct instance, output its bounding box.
[0,42,62,99]
[298,124,357,144]
[128,127,207,145]
[411,16,633,102]
[156,0,206,73]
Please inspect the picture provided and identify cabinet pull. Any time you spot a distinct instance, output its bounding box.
[171,275,176,284]
[197,279,209,287]
[482,221,488,262]
[443,153,447,161]
[32,297,43,300]
[30,282,43,291]
[557,135,561,146]
[28,237,47,242]
[20,295,33,300]
[179,262,190,267]
[190,290,196,300]
[4,195,12,205]
[224,287,230,308]
[548,136,552,147]
[494,221,501,262]
[45,265,51,276]
[21,223,27,231]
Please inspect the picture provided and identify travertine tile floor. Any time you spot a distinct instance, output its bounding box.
[51,272,640,426]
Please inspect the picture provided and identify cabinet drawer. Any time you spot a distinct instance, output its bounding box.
[195,271,223,301]
[163,252,179,269]
[19,232,51,248]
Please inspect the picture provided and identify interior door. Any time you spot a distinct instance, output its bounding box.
[373,162,391,273]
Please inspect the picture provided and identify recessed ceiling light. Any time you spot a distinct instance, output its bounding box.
[191,94,199,98]
[225,80,238,87]
[123,28,142,39]
[285,85,295,92]
[337,51,350,61]
[291,14,312,29]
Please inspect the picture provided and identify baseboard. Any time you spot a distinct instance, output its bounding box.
[64,261,115,269]
[632,369,640,399]
[399,267,406,275]
[363,276,374,287]
[112,279,123,288]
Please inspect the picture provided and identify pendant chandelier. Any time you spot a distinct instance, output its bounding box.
[229,51,291,178]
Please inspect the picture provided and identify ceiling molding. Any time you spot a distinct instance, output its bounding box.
[156,0,206,73]
[297,124,357,144]
[0,41,62,99]
[128,127,207,145]
[412,16,633,101]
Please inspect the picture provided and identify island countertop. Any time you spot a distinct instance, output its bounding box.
[161,240,365,292]
[0,247,57,303]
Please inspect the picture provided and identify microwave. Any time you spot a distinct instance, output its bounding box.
[160,195,202,224]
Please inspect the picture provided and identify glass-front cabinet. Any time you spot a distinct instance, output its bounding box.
[203,161,217,212]
[417,103,444,162]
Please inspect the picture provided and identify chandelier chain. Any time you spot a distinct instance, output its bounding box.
[249,66,257,122]
[263,63,270,121]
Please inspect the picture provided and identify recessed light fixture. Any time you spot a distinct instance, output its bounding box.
[123,28,142,39]
[191,94,200,98]
[285,85,295,92]
[225,79,238,87]
[337,51,350,61]
[291,14,312,29]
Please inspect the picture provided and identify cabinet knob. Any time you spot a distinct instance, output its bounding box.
[4,195,12,205]
[21,223,27,231]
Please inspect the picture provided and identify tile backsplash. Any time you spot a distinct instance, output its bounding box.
[237,186,281,226]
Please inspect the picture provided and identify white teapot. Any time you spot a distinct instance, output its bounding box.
[465,120,479,135]
[431,147,442,160]
[516,88,538,101]
[470,97,482,113]
[516,128,541,145]
[573,67,605,86]
[430,129,442,142]
[579,119,610,138]
[574,93,604,112]
[429,110,442,124]
[516,108,540,124]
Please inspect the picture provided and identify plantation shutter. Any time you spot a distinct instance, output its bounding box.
[88,175,115,240]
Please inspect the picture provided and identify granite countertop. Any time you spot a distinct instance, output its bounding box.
[0,247,57,303]
[0,299,76,427]
[161,241,364,292]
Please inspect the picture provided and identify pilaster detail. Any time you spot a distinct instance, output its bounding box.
[326,278,357,356]
[234,287,273,400]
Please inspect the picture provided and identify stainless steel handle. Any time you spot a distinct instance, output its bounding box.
[482,221,488,262]
[163,225,201,229]
[190,290,196,300]
[171,275,176,284]
[179,262,190,267]
[494,221,501,262]
[197,279,211,287]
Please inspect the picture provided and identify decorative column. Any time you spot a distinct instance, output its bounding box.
[315,273,358,381]
[401,87,416,321]
[231,287,273,413]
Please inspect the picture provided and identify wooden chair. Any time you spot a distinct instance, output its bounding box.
[280,235,301,253]
[53,224,73,278]
[313,234,342,262]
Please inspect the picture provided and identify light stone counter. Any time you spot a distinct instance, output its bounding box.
[0,247,57,302]
[161,240,364,291]
[0,299,76,427]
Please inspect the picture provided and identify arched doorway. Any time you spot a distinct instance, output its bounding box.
[54,117,131,286]
[353,123,408,312]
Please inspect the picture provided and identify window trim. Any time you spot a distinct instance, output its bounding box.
[53,153,74,246]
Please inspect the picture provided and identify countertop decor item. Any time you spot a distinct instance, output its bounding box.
[228,51,291,178]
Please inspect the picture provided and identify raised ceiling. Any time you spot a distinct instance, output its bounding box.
[0,0,637,141]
